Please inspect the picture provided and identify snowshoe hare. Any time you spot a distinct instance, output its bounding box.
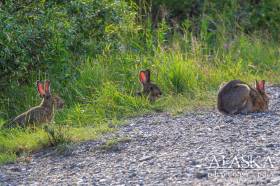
[3,80,64,128]
[137,69,162,102]
[217,80,269,114]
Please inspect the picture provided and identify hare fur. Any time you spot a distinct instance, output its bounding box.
[4,80,64,128]
[138,69,162,102]
[217,79,269,114]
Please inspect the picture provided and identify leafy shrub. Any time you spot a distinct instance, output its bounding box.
[0,0,134,87]
[0,0,135,116]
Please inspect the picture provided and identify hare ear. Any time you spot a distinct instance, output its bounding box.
[256,80,265,91]
[45,80,51,93]
[139,71,147,84]
[145,69,151,82]
[37,81,45,96]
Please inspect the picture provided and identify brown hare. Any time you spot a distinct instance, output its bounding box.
[137,69,162,102]
[3,80,64,128]
[217,80,269,114]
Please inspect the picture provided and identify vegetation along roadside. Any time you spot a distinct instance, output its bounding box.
[0,0,280,164]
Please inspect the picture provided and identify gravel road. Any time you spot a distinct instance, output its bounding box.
[1,86,280,185]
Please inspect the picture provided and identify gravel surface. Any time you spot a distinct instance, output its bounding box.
[1,86,280,185]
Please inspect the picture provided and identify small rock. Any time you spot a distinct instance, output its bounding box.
[9,167,21,172]
[139,156,154,162]
[129,172,137,178]
[195,172,208,179]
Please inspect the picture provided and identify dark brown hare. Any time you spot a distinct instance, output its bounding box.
[137,69,162,102]
[3,80,64,128]
[217,80,269,114]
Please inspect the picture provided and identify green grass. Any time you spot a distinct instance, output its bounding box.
[1,25,280,165]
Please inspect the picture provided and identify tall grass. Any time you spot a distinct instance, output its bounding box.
[0,13,280,164]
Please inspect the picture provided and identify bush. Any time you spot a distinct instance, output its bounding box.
[0,0,135,116]
[0,0,134,87]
